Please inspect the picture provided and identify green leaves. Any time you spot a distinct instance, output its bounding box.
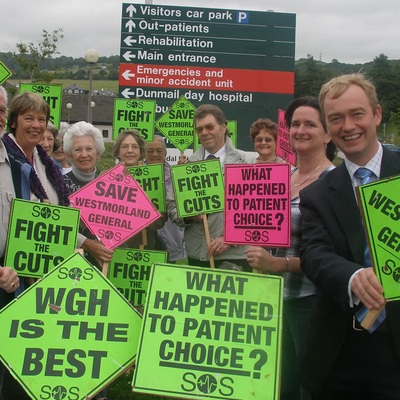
[13,28,64,83]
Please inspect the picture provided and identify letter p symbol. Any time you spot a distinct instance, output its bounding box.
[237,11,249,23]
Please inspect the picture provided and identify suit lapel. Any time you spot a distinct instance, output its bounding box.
[328,163,365,263]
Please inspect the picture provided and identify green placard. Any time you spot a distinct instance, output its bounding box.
[357,175,400,301]
[0,253,142,400]
[133,263,283,399]
[194,120,237,151]
[0,60,12,85]
[4,199,80,278]
[127,163,166,212]
[19,83,63,129]
[113,98,156,141]
[155,95,196,152]
[108,248,168,306]
[170,159,224,218]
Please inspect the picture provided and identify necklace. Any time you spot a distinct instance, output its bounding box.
[293,157,327,187]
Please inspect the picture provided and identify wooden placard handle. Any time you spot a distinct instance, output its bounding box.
[102,262,109,277]
[361,302,386,330]
[141,229,147,249]
[202,214,215,269]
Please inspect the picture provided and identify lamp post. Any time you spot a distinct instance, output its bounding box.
[66,103,72,124]
[85,49,99,123]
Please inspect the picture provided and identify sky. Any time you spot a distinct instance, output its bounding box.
[1,0,399,64]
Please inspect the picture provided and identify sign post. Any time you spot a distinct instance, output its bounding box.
[5,199,80,278]
[19,84,63,129]
[133,263,283,399]
[0,252,142,400]
[224,164,291,247]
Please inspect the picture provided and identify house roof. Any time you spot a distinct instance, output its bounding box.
[61,93,114,125]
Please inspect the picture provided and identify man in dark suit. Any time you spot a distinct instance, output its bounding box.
[299,74,400,399]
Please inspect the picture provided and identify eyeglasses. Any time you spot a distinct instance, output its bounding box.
[147,149,164,154]
[195,123,219,134]
[73,147,95,154]
[121,144,140,151]
[254,137,274,144]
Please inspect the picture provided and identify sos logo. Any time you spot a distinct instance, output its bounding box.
[126,251,150,262]
[40,385,79,399]
[32,205,61,221]
[108,172,131,184]
[185,163,207,174]
[58,267,94,280]
[32,85,50,94]
[126,100,143,109]
[97,229,121,242]
[128,167,149,177]
[244,230,269,243]
[181,373,234,396]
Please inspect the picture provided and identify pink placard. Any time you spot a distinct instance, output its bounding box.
[224,164,291,246]
[276,109,296,166]
[69,163,161,249]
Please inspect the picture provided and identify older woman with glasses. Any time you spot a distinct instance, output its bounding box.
[113,129,145,167]
[250,118,285,163]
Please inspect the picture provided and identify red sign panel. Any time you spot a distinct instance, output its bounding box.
[120,63,294,94]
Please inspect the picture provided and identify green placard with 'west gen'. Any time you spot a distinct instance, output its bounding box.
[127,163,166,212]
[108,248,168,306]
[357,174,400,301]
[19,83,63,129]
[155,95,196,152]
[113,98,156,141]
[170,158,224,218]
[0,252,142,400]
[132,263,283,399]
[5,199,80,278]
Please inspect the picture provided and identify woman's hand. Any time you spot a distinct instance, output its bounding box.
[0,267,20,293]
[82,239,114,266]
[207,237,232,258]
[246,246,277,272]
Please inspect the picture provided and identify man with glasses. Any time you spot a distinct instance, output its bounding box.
[167,104,251,271]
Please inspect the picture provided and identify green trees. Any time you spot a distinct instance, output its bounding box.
[367,54,400,122]
[13,29,64,83]
[294,55,333,98]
